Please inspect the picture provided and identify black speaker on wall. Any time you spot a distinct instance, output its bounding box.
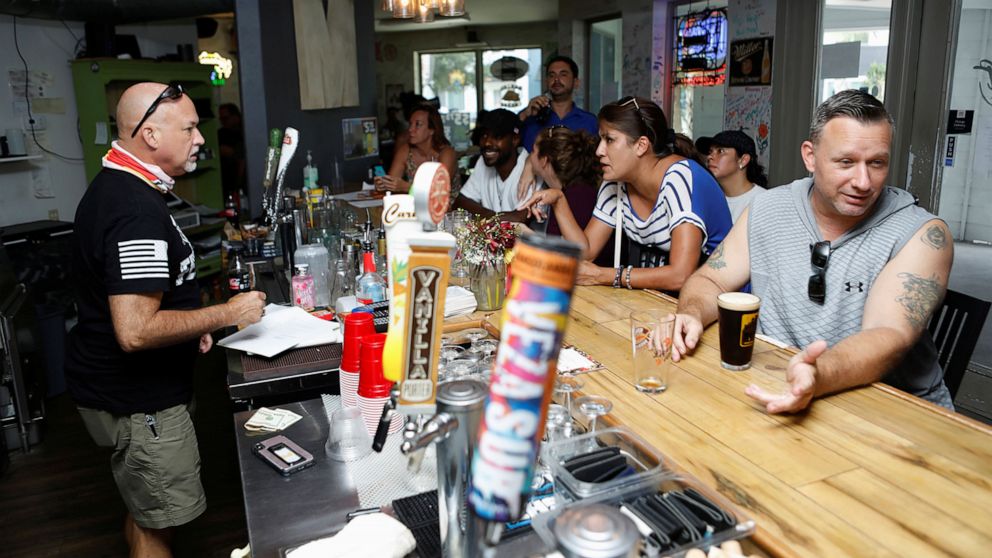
[84,22,115,57]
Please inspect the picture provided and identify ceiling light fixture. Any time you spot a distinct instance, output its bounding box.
[388,0,466,22]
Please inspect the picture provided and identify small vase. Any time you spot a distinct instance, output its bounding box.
[470,258,506,311]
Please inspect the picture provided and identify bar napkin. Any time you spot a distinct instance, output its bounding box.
[285,513,415,558]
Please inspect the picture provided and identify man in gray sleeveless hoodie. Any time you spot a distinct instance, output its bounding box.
[671,90,954,413]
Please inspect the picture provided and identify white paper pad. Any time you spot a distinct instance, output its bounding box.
[217,304,342,358]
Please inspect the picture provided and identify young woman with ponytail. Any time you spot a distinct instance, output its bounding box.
[522,96,732,292]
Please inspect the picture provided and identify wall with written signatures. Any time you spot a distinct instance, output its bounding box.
[724,0,775,169]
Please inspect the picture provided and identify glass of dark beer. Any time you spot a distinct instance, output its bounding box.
[717,292,761,370]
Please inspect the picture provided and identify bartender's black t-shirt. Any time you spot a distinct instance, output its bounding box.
[66,169,200,415]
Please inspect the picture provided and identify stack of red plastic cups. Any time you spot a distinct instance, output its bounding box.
[340,313,374,408]
[356,333,403,436]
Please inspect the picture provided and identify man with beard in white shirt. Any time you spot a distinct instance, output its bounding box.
[454,109,531,222]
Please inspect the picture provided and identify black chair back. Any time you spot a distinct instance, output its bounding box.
[928,289,991,399]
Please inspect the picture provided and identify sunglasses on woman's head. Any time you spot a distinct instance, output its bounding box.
[130,84,185,138]
[617,96,655,145]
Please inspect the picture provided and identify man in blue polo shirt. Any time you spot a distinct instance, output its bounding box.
[518,55,599,151]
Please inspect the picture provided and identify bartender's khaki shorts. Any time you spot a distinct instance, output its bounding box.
[78,403,206,529]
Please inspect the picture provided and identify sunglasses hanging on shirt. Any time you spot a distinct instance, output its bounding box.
[808,240,831,304]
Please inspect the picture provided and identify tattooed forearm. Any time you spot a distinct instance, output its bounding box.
[707,242,727,270]
[895,272,942,329]
[921,224,948,250]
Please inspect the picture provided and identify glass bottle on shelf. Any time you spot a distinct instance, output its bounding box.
[291,263,316,311]
[356,252,387,305]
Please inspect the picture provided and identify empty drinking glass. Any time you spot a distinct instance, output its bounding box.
[553,374,584,435]
[575,395,612,450]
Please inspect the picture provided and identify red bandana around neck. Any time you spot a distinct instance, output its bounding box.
[102,142,175,193]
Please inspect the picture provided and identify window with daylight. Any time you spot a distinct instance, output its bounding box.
[418,47,542,149]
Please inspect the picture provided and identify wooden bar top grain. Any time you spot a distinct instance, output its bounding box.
[555,286,992,558]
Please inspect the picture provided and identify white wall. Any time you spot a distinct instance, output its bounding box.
[0,16,87,227]
[723,0,776,168]
[558,0,664,106]
[0,16,197,229]
[939,5,992,243]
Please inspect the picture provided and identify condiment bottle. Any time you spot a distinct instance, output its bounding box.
[291,263,316,311]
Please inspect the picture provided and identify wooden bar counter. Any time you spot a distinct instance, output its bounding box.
[540,286,992,557]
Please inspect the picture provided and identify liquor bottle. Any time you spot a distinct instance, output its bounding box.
[376,228,388,283]
[291,263,316,311]
[303,150,318,190]
[224,192,239,226]
[536,91,553,123]
[761,39,771,84]
[227,248,251,295]
[356,252,387,305]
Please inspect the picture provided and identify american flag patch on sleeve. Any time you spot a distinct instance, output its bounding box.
[118,239,169,280]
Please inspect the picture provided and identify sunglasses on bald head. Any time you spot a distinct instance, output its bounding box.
[130,84,185,138]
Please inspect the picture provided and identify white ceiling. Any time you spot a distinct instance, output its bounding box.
[374,0,558,33]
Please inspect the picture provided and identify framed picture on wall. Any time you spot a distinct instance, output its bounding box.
[729,37,773,87]
[342,117,379,160]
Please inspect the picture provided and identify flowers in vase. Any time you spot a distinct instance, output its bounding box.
[454,215,517,266]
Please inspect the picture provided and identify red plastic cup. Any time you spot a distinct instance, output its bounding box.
[342,313,375,373]
[357,333,392,398]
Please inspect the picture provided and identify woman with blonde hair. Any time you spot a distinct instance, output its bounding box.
[375,103,461,199]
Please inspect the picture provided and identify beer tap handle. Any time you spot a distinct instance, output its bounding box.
[372,386,400,452]
[401,421,426,473]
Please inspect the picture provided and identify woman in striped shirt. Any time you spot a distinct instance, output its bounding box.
[522,96,732,291]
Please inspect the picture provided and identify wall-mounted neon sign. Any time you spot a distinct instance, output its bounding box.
[198,51,233,81]
[673,9,728,86]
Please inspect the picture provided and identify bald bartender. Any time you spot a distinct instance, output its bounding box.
[66,82,265,557]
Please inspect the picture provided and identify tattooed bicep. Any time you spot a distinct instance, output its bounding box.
[707,242,727,270]
[895,272,943,329]
[921,223,949,250]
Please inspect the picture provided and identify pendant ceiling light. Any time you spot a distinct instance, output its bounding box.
[389,0,465,22]
[392,0,415,18]
[438,0,465,16]
[415,0,435,23]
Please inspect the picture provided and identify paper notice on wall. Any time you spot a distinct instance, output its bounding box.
[8,69,55,99]
[32,97,65,114]
[31,166,55,199]
[94,122,109,145]
[972,116,992,179]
